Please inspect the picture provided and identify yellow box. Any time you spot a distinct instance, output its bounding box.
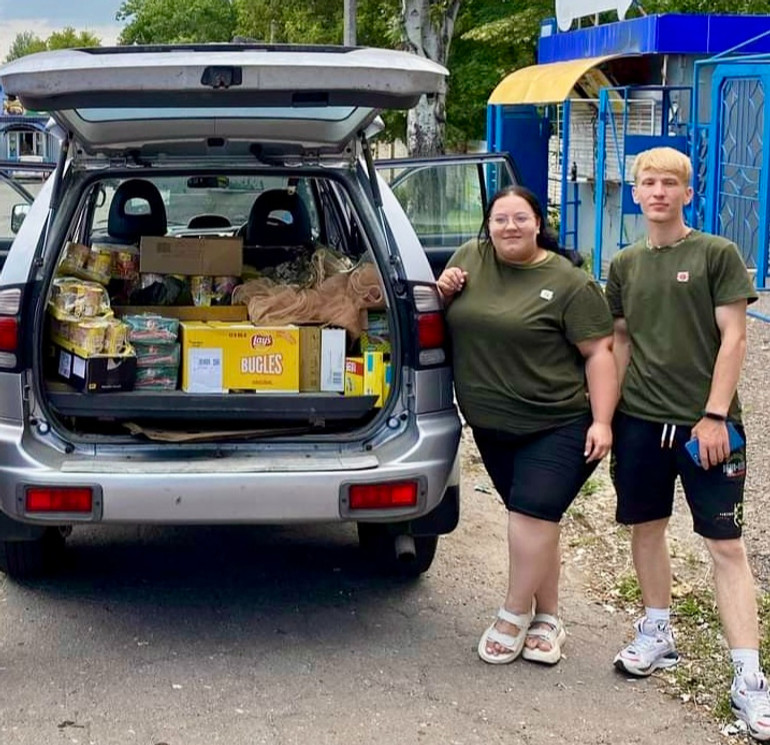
[383,361,392,402]
[344,356,364,396]
[299,326,321,392]
[364,351,384,407]
[180,322,299,393]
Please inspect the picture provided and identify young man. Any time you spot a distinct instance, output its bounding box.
[605,146,770,741]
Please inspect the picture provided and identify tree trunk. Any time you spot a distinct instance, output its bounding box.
[401,0,461,157]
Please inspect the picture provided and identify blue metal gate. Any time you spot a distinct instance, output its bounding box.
[705,66,769,285]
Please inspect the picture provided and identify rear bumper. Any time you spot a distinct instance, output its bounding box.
[0,411,461,528]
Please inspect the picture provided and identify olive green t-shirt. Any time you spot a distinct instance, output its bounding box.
[605,230,758,425]
[445,240,613,435]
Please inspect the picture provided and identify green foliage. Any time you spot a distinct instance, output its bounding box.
[613,573,642,604]
[4,28,101,63]
[47,28,102,50]
[446,0,551,148]
[5,32,47,62]
[117,0,238,44]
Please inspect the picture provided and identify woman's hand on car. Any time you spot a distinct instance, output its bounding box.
[584,421,612,463]
[437,267,468,301]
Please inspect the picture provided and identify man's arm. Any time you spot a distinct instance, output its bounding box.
[612,317,631,391]
[690,299,748,468]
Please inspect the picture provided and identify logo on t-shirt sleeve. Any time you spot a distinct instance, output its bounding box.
[540,289,554,301]
[676,271,689,282]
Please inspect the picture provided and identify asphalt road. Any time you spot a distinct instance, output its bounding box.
[0,452,728,745]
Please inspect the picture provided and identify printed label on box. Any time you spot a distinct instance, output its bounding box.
[72,355,86,379]
[59,350,72,379]
[321,328,346,393]
[364,350,384,407]
[344,356,364,396]
[187,348,224,392]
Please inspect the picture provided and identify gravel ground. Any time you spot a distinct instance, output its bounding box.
[740,294,770,588]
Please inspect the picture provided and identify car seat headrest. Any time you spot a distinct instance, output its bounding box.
[107,179,167,243]
[245,189,312,247]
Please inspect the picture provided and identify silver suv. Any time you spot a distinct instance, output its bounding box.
[0,44,465,579]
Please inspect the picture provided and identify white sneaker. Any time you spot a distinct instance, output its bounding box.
[732,672,770,741]
[613,617,680,677]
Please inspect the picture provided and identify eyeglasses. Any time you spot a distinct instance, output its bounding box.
[489,213,535,227]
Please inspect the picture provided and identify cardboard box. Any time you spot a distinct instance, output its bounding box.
[320,328,346,393]
[139,236,243,276]
[53,343,137,392]
[344,356,364,396]
[114,305,248,322]
[299,326,321,392]
[365,310,389,334]
[360,330,391,354]
[180,322,299,393]
[364,351,384,407]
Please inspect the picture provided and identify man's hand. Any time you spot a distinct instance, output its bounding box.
[690,417,730,469]
[436,267,468,302]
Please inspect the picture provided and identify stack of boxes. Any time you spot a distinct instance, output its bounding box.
[49,234,394,409]
[123,315,181,390]
[345,310,391,407]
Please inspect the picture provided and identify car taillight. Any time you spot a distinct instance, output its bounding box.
[0,288,22,367]
[417,312,445,349]
[0,317,19,352]
[26,487,93,513]
[411,283,447,367]
[349,481,418,510]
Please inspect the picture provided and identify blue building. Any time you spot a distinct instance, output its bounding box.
[486,13,770,287]
[0,83,60,164]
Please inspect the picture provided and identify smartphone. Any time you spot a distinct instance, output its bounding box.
[685,421,745,467]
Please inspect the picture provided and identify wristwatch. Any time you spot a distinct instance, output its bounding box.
[702,411,727,422]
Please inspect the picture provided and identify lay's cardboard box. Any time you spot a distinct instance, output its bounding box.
[181,322,299,392]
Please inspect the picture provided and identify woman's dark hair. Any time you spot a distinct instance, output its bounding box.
[478,185,584,267]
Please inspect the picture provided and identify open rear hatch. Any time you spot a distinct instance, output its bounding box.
[0,46,448,443]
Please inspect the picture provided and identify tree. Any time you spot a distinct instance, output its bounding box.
[447,0,551,149]
[4,28,101,63]
[118,0,238,44]
[5,32,49,63]
[47,28,102,50]
[400,0,461,156]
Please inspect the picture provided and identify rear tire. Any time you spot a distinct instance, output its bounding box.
[0,527,68,580]
[357,523,438,578]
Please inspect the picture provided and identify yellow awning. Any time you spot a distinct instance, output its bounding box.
[488,55,617,105]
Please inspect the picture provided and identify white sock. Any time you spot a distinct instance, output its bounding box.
[645,607,671,628]
[731,648,760,680]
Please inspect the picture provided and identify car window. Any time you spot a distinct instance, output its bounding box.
[377,156,517,275]
[89,176,320,238]
[0,171,45,264]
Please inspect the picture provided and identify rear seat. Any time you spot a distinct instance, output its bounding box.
[241,189,314,270]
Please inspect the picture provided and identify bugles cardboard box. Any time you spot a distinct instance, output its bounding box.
[180,322,299,393]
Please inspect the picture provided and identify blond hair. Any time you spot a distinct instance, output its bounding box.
[631,147,692,185]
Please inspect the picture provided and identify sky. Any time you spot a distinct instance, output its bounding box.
[0,1,123,61]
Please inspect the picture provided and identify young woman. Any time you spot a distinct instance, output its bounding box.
[437,186,617,665]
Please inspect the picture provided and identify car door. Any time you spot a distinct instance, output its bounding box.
[0,162,51,272]
[375,153,520,276]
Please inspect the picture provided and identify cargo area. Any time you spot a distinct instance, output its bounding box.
[40,173,396,440]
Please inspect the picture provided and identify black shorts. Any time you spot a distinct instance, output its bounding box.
[611,411,747,539]
[472,414,598,523]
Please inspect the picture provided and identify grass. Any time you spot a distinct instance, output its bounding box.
[607,568,770,721]
[560,464,770,724]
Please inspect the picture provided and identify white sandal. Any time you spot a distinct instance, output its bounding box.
[477,607,533,664]
[521,613,566,665]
